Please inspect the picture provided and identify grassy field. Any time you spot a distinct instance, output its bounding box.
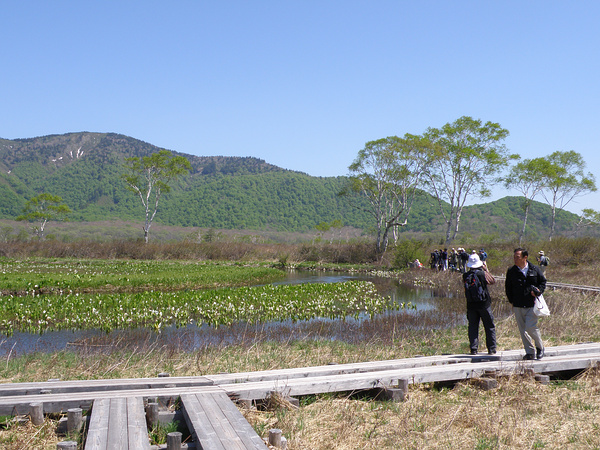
[0,239,599,449]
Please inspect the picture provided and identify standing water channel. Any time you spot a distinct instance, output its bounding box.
[0,271,455,357]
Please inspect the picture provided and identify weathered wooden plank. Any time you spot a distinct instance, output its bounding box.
[210,391,267,449]
[85,397,149,450]
[106,397,128,450]
[0,385,224,416]
[0,376,214,397]
[181,390,268,449]
[206,343,600,385]
[181,393,227,450]
[191,393,247,450]
[221,352,600,400]
[84,399,110,450]
[127,397,150,450]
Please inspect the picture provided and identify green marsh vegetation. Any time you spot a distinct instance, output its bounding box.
[0,258,409,334]
[0,237,600,448]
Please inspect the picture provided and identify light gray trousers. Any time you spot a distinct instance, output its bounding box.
[513,306,544,355]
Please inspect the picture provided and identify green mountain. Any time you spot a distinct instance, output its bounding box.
[0,132,583,239]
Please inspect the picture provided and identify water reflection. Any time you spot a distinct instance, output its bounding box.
[275,271,440,311]
[0,271,450,356]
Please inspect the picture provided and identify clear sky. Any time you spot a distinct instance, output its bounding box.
[2,1,599,213]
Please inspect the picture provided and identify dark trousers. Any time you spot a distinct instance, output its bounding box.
[467,304,496,352]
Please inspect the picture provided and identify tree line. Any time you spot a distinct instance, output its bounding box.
[343,116,596,255]
[6,124,594,245]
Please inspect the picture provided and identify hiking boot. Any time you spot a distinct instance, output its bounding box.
[470,349,478,355]
[488,350,497,355]
[536,347,545,360]
[522,354,535,360]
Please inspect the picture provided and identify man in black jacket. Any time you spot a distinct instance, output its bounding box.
[505,248,547,360]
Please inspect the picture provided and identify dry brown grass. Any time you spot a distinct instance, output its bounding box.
[0,418,61,449]
[250,367,600,449]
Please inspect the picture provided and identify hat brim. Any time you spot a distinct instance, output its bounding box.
[467,261,483,269]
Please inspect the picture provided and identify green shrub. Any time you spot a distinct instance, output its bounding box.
[392,239,426,269]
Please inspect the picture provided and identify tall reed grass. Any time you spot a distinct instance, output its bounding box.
[0,240,379,265]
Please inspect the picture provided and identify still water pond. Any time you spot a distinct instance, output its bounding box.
[0,271,446,356]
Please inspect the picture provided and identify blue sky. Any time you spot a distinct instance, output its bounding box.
[2,1,599,213]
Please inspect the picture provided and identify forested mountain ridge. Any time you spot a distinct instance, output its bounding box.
[0,132,583,239]
[0,132,364,231]
[0,132,283,175]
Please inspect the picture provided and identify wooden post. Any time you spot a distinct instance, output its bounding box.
[158,384,176,407]
[472,377,498,391]
[383,388,407,402]
[146,402,159,428]
[383,378,409,402]
[29,402,44,425]
[166,431,182,450]
[397,379,409,391]
[56,441,78,450]
[268,428,282,447]
[67,408,83,433]
[535,374,550,385]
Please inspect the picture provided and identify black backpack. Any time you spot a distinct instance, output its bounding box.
[464,271,486,302]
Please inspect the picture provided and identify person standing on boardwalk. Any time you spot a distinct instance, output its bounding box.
[463,253,496,355]
[505,248,547,360]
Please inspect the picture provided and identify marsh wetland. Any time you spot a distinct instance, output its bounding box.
[1,238,600,449]
[0,261,440,356]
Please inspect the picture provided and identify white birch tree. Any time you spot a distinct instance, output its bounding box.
[503,157,549,245]
[123,150,191,243]
[539,150,596,241]
[345,134,431,256]
[423,116,514,245]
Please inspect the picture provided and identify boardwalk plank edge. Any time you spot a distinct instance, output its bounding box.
[205,342,600,385]
[222,352,600,399]
[0,343,598,415]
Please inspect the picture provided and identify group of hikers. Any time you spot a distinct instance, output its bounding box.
[425,247,488,273]
[413,246,551,360]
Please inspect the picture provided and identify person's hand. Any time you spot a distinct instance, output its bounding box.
[531,286,541,297]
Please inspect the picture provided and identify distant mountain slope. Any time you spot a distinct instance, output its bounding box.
[0,132,583,237]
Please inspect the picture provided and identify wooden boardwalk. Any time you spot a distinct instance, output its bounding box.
[85,397,150,450]
[181,391,267,449]
[0,342,598,449]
